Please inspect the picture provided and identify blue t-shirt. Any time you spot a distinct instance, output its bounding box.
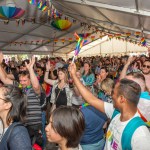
[80,106,107,144]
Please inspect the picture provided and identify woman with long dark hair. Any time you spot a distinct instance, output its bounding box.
[0,85,31,150]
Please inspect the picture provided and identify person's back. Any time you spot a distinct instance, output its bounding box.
[80,106,107,150]
[0,123,32,150]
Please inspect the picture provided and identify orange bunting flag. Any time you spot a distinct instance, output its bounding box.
[68,38,73,43]
[108,34,113,40]
[115,34,121,39]
[135,32,141,38]
[91,36,95,41]
[61,38,65,44]
[54,39,58,44]
[126,32,131,38]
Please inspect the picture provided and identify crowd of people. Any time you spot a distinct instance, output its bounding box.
[0,51,149,150]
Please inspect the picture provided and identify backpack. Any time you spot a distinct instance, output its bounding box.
[111,109,146,150]
[40,87,47,110]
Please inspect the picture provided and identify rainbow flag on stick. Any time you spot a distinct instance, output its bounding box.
[72,32,87,62]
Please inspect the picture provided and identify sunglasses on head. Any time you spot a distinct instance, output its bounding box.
[143,65,150,69]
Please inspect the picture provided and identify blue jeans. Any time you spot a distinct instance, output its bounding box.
[42,111,46,148]
[81,138,105,150]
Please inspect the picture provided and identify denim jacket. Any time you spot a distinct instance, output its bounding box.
[50,81,73,106]
[0,122,32,150]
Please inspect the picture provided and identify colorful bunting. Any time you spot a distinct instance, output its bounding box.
[78,33,91,39]
[141,37,147,46]
[126,32,131,38]
[54,39,58,44]
[135,32,141,38]
[68,38,73,43]
[91,36,95,41]
[61,38,65,44]
[115,34,121,39]
[28,0,48,11]
[108,34,113,40]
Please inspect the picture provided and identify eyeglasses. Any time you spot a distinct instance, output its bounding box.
[143,65,150,69]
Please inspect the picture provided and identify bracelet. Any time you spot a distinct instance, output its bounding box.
[46,70,49,72]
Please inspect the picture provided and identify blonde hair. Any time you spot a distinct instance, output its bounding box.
[101,78,114,95]
[58,67,69,84]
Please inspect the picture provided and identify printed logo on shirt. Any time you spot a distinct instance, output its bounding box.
[111,139,118,150]
[106,130,119,150]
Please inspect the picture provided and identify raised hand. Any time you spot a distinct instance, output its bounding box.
[46,61,51,71]
[68,63,77,77]
[126,56,136,66]
[25,56,35,70]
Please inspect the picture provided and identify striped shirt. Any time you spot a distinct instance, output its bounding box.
[24,88,42,126]
[13,81,42,126]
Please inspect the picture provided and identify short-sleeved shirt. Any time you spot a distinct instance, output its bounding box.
[104,102,150,150]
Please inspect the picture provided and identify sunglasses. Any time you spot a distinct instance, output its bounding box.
[143,65,150,69]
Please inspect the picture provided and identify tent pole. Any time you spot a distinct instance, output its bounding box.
[126,40,127,54]
[100,44,101,55]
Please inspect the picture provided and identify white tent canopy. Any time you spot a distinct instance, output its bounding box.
[0,0,149,56]
[68,36,147,57]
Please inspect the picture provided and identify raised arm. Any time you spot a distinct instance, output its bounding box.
[25,56,40,95]
[120,57,135,80]
[69,63,105,113]
[44,61,56,85]
[0,52,13,85]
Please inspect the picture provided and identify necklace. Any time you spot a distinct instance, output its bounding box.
[79,103,89,109]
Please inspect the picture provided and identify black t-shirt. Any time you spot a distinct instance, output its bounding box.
[55,86,67,108]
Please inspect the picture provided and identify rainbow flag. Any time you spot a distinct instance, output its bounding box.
[37,0,42,9]
[40,1,47,11]
[28,0,36,5]
[74,33,87,56]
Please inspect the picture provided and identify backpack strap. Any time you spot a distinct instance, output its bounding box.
[121,117,146,150]
[111,109,120,120]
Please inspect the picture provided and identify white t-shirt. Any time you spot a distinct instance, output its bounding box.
[104,102,150,150]
[72,78,85,105]
[0,120,8,142]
